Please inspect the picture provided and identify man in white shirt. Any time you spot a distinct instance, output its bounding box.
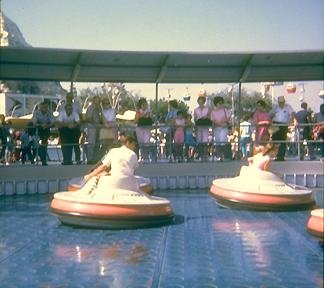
[269,96,295,161]
[98,98,118,159]
[57,103,81,165]
[57,92,82,116]
[84,135,139,191]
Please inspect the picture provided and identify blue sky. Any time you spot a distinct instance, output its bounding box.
[3,0,324,52]
[2,0,324,111]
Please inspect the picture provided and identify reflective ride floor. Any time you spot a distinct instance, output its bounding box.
[0,190,323,288]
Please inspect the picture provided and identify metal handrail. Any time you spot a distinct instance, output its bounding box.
[0,121,322,166]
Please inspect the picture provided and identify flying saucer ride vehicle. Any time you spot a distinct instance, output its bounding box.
[306,208,324,242]
[209,166,315,211]
[50,176,173,229]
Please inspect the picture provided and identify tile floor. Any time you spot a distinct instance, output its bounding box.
[0,190,323,288]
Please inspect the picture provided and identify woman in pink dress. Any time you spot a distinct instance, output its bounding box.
[135,98,154,162]
[210,96,232,161]
[194,96,211,161]
[252,100,271,145]
[173,110,186,162]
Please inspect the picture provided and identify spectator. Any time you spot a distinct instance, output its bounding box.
[85,95,102,164]
[239,115,252,159]
[0,114,10,164]
[134,98,155,162]
[32,101,54,166]
[173,110,186,162]
[79,130,87,163]
[56,103,81,165]
[164,100,179,161]
[269,96,295,161]
[194,96,211,161]
[252,100,271,145]
[229,127,240,160]
[11,129,23,163]
[66,91,82,158]
[313,103,324,158]
[20,123,37,164]
[98,98,118,159]
[57,91,82,116]
[286,124,298,156]
[210,96,231,161]
[184,113,196,162]
[295,102,315,160]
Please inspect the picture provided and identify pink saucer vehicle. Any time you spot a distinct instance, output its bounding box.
[306,209,324,242]
[209,166,315,211]
[50,176,173,229]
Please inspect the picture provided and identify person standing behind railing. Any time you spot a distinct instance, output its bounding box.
[58,92,82,160]
[164,100,179,161]
[295,102,315,160]
[58,92,82,114]
[252,100,271,146]
[134,98,154,162]
[0,114,10,164]
[210,96,231,161]
[194,95,211,161]
[172,110,186,162]
[239,115,252,159]
[98,98,118,160]
[85,95,102,164]
[269,96,295,161]
[32,101,54,166]
[56,103,81,165]
[313,103,324,158]
[184,113,196,162]
[20,122,37,165]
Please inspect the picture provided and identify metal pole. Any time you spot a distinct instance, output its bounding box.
[231,84,235,128]
[237,82,242,159]
[238,82,242,126]
[154,83,159,162]
[155,83,158,114]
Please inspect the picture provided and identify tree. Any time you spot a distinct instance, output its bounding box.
[77,84,189,122]
[77,84,270,124]
[78,83,139,114]
[149,98,189,123]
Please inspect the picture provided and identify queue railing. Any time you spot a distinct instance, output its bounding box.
[0,121,322,166]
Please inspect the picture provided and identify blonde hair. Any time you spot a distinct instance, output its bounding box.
[253,143,277,156]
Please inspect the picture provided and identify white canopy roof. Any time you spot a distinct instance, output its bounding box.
[0,46,323,83]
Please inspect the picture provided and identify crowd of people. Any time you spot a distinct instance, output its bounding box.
[0,92,323,166]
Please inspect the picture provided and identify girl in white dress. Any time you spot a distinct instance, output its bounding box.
[248,143,279,171]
